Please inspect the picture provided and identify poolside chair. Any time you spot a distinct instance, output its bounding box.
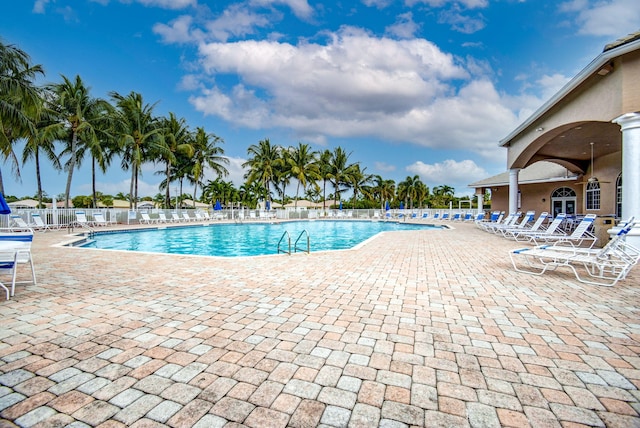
[182,212,195,222]
[527,214,598,248]
[30,213,58,231]
[157,212,169,223]
[462,213,473,221]
[512,213,567,243]
[74,211,93,228]
[171,212,182,222]
[92,212,109,227]
[440,213,450,221]
[432,212,440,220]
[0,231,36,299]
[502,212,549,239]
[450,212,461,221]
[202,212,212,221]
[472,213,485,222]
[509,218,639,286]
[420,212,429,220]
[480,211,520,233]
[493,211,536,236]
[9,215,34,232]
[140,213,157,224]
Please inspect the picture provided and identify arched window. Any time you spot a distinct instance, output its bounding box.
[616,174,622,218]
[551,187,576,216]
[586,179,600,210]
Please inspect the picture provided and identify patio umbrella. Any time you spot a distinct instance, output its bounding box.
[214,200,222,210]
[339,201,342,210]
[399,201,404,210]
[0,193,11,215]
[385,201,390,211]
[266,200,271,210]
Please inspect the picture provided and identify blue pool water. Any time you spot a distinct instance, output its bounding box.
[80,220,442,257]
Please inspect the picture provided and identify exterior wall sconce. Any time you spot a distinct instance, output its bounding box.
[536,127,544,132]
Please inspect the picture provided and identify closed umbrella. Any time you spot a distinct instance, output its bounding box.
[0,193,11,215]
[214,200,222,210]
[385,201,390,211]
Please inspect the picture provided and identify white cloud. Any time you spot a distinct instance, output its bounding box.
[32,0,51,14]
[386,12,420,39]
[560,0,640,38]
[249,0,314,20]
[134,0,197,9]
[203,4,272,42]
[375,162,397,173]
[406,159,493,194]
[187,28,523,158]
[405,0,488,9]
[362,0,394,9]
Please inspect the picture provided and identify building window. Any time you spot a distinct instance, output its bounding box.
[616,174,622,218]
[586,179,600,210]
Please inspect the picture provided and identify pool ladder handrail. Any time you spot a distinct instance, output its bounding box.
[294,229,310,254]
[277,229,310,254]
[277,231,291,254]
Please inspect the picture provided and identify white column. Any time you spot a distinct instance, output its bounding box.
[477,193,483,214]
[612,112,640,247]
[508,168,520,214]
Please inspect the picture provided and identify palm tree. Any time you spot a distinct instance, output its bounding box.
[348,164,371,208]
[274,147,291,206]
[432,184,455,208]
[160,112,193,207]
[189,127,228,206]
[47,75,112,208]
[0,39,45,194]
[109,91,167,208]
[328,147,357,208]
[288,142,319,210]
[318,149,333,212]
[21,109,63,207]
[397,175,423,209]
[243,138,280,207]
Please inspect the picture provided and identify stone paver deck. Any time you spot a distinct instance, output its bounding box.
[0,220,639,427]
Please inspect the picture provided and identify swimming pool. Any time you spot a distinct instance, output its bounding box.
[79,220,443,257]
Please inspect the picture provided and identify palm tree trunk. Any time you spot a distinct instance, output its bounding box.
[129,166,135,209]
[165,163,171,208]
[92,157,97,208]
[64,132,78,208]
[35,150,43,207]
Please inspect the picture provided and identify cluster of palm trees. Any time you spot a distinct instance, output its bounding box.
[2,39,464,211]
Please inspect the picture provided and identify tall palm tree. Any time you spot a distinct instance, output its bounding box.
[109,91,167,208]
[0,39,45,194]
[288,142,319,209]
[21,108,63,207]
[318,149,333,212]
[189,127,228,206]
[348,164,371,208]
[160,112,193,207]
[243,138,280,206]
[397,175,423,209]
[47,75,111,208]
[274,147,291,206]
[328,147,357,208]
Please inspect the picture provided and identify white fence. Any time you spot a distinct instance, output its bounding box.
[1,207,482,229]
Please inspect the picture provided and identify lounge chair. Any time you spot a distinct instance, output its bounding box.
[509,218,639,286]
[476,211,503,229]
[157,212,169,223]
[527,214,598,248]
[182,212,195,222]
[493,211,534,234]
[9,215,34,232]
[420,212,429,220]
[202,212,212,221]
[512,213,567,243]
[440,213,450,221]
[480,211,521,233]
[74,211,93,228]
[450,213,461,221]
[0,231,36,299]
[92,212,109,226]
[30,213,58,231]
[502,212,549,239]
[140,213,158,224]
[171,212,182,222]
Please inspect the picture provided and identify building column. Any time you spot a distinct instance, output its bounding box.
[477,192,483,214]
[612,112,640,246]
[508,168,520,214]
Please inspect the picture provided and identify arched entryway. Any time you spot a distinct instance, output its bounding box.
[551,187,576,217]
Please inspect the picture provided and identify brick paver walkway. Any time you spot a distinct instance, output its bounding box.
[0,221,638,427]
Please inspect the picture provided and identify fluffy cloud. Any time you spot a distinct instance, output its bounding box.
[406,159,492,193]
[187,28,524,159]
[560,0,640,37]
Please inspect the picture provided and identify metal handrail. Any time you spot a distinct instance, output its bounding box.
[277,230,291,254]
[294,229,310,254]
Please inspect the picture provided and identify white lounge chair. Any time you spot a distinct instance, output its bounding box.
[501,212,548,239]
[0,231,36,299]
[157,212,169,223]
[480,211,520,233]
[182,212,195,222]
[513,213,567,243]
[491,211,533,234]
[171,212,182,222]
[510,218,639,286]
[140,213,157,224]
[30,213,58,231]
[9,215,34,232]
[92,212,109,226]
[74,211,93,228]
[527,214,598,248]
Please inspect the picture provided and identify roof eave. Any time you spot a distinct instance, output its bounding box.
[498,38,640,147]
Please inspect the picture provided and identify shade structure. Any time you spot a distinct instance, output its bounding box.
[0,193,11,215]
[214,200,222,210]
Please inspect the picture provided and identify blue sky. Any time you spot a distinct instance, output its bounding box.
[2,0,639,199]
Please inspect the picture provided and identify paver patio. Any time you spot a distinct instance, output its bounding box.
[0,221,639,427]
